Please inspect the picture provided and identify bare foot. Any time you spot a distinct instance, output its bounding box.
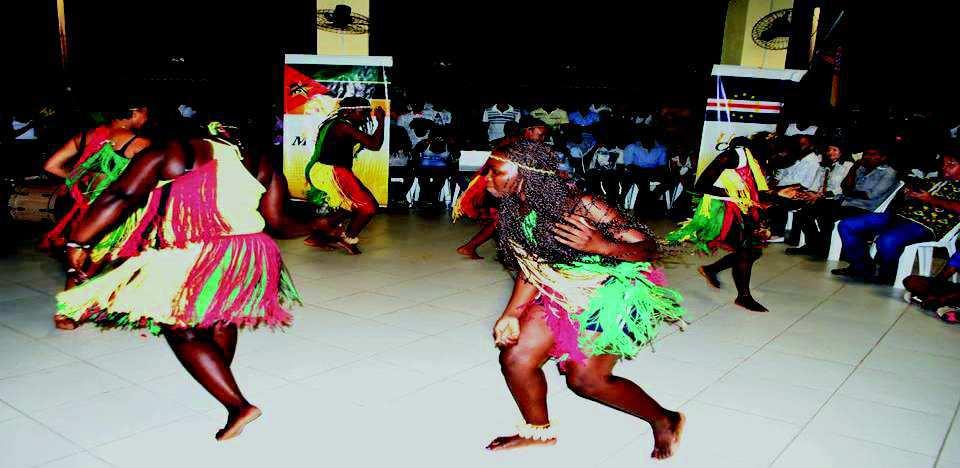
[457,245,483,260]
[216,405,261,442]
[53,315,79,330]
[734,296,769,312]
[303,233,337,249]
[486,434,557,451]
[698,266,720,289]
[650,411,685,460]
[331,239,361,255]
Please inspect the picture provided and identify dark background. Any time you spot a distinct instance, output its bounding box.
[3,0,955,118]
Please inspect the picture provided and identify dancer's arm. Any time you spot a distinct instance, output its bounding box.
[553,195,660,262]
[43,132,85,178]
[693,150,735,198]
[257,153,322,238]
[493,274,539,347]
[337,107,386,150]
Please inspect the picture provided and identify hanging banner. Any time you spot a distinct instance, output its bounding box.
[283,54,392,206]
[697,65,806,177]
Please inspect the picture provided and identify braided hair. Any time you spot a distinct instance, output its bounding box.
[495,140,657,271]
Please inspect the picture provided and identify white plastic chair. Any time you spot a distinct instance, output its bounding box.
[827,181,905,261]
[623,181,682,211]
[887,222,960,289]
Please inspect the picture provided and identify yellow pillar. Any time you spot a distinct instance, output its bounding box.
[722,0,795,69]
[317,0,370,55]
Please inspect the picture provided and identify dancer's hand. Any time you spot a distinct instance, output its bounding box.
[493,315,520,347]
[552,215,610,255]
[373,107,386,121]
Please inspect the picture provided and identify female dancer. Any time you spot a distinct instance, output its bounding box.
[57,121,318,440]
[666,141,771,312]
[484,140,686,460]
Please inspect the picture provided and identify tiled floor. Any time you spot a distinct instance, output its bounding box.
[1,213,959,468]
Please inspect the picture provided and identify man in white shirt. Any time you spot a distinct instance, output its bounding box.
[397,102,436,146]
[482,103,520,143]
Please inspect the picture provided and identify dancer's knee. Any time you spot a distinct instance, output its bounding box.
[499,347,542,374]
[564,368,606,397]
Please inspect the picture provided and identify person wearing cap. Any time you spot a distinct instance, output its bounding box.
[304,96,386,254]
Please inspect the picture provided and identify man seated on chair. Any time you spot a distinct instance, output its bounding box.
[411,131,459,209]
[833,147,960,284]
[785,141,892,258]
[903,251,960,324]
[621,127,669,214]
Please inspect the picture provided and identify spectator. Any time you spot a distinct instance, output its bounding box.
[833,149,960,284]
[482,102,521,143]
[786,141,879,257]
[585,132,623,206]
[621,127,669,212]
[412,133,459,209]
[903,251,960,324]
[569,104,600,147]
[529,104,569,130]
[397,102,436,146]
[423,102,452,127]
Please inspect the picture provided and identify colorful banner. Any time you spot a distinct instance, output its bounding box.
[697,65,806,177]
[282,54,392,206]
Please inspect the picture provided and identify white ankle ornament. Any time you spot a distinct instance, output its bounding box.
[516,422,556,441]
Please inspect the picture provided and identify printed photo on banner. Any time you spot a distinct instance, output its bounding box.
[282,55,393,208]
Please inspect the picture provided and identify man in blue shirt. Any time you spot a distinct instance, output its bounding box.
[569,104,599,148]
[621,128,669,212]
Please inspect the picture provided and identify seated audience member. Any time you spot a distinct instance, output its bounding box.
[621,127,669,213]
[833,148,960,284]
[585,133,624,206]
[569,103,600,147]
[786,141,884,257]
[482,102,521,143]
[412,133,458,207]
[903,251,960,324]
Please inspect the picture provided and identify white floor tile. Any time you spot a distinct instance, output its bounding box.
[767,329,878,365]
[0,363,130,413]
[839,367,960,416]
[238,336,362,380]
[144,365,289,412]
[0,335,76,379]
[773,430,935,468]
[941,422,960,463]
[377,335,492,379]
[664,401,800,467]
[298,358,442,406]
[0,417,81,468]
[375,303,477,335]
[285,306,427,354]
[36,452,115,468]
[651,333,757,371]
[729,349,855,392]
[862,344,960,387]
[32,386,196,448]
[807,395,952,456]
[0,282,47,302]
[0,400,18,423]
[321,291,421,318]
[92,342,183,384]
[696,373,832,424]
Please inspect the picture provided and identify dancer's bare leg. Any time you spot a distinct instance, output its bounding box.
[487,305,557,451]
[563,355,685,460]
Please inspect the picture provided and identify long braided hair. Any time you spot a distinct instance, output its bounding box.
[495,140,657,271]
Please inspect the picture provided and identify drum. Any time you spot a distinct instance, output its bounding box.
[6,183,67,223]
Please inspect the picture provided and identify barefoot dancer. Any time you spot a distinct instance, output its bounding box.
[484,140,686,460]
[453,158,497,260]
[666,141,771,312]
[42,103,152,328]
[303,96,385,254]
[455,117,550,259]
[56,122,317,441]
